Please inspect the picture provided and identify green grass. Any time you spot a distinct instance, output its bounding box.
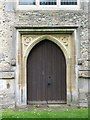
[2,108,88,118]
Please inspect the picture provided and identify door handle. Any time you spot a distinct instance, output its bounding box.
[48,82,51,85]
[48,76,51,86]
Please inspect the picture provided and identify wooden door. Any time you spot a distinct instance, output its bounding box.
[27,40,66,104]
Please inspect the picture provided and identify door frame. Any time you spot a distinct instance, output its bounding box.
[15,27,79,106]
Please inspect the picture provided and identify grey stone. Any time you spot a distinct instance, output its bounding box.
[0,72,15,79]
[5,2,16,12]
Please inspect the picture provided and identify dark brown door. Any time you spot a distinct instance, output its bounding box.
[27,40,66,104]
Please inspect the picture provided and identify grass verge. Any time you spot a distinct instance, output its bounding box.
[2,108,88,118]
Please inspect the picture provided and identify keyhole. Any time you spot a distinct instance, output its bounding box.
[48,76,51,86]
[48,83,51,85]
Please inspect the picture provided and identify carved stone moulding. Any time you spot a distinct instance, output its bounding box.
[22,34,70,55]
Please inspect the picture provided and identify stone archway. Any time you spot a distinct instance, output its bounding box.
[16,28,78,106]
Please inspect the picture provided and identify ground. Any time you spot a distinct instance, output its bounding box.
[1,105,88,119]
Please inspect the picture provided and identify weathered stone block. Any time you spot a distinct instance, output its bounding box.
[78,71,90,78]
[0,72,15,79]
[78,79,88,92]
[0,79,15,108]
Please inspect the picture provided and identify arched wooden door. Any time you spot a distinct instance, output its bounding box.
[27,40,66,104]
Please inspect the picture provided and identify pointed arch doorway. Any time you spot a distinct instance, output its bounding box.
[27,39,66,105]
